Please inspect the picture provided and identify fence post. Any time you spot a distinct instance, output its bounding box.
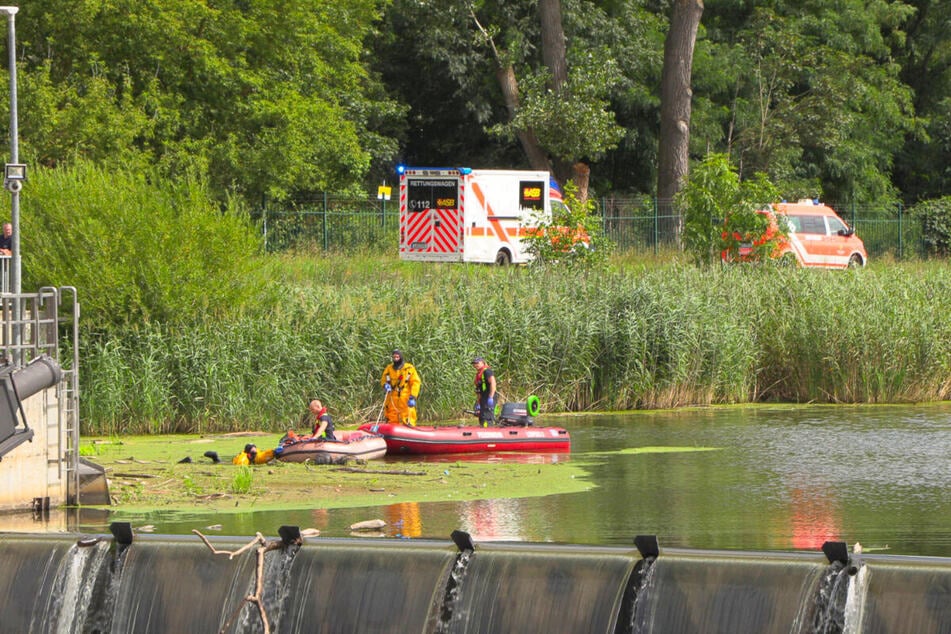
[898,201,903,260]
[262,196,268,253]
[653,196,659,255]
[322,192,329,251]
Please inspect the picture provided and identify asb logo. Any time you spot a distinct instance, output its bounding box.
[519,180,546,210]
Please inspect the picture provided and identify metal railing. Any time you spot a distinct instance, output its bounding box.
[0,255,8,293]
[0,287,81,504]
[257,197,929,259]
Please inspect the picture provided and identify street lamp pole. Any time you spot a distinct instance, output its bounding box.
[0,6,19,295]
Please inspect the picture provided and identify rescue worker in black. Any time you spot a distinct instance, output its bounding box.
[472,356,497,427]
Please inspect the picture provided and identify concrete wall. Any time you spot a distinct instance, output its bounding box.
[0,386,65,511]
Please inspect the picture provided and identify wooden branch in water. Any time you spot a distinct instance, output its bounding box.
[192,529,263,560]
[193,530,283,634]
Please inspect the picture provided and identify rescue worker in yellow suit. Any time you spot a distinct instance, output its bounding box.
[232,443,275,465]
[380,349,421,426]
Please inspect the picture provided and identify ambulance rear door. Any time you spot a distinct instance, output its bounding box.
[400,170,464,261]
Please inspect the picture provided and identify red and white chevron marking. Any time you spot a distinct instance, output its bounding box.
[400,181,461,254]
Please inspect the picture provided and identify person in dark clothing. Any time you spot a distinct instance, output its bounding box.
[0,223,12,256]
[472,357,497,427]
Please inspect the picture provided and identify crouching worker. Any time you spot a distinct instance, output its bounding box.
[232,443,275,465]
[285,399,337,443]
[308,399,336,440]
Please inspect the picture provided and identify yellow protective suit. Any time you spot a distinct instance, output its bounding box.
[381,361,421,426]
[232,447,275,465]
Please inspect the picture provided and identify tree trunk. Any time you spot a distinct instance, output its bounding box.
[572,162,591,203]
[657,0,703,241]
[496,65,551,171]
[539,0,568,89]
[539,0,579,188]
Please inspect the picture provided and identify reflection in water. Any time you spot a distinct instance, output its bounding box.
[385,451,567,465]
[309,508,329,532]
[387,502,423,538]
[458,498,525,542]
[380,498,531,541]
[0,507,111,534]
[788,487,841,551]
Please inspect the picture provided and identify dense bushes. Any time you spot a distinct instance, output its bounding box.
[22,162,261,330]
[911,197,951,257]
[78,258,951,434]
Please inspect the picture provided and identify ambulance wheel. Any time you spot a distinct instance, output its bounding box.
[495,250,512,266]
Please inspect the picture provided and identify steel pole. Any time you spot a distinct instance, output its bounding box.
[2,7,18,294]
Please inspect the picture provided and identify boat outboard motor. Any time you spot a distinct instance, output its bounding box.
[0,355,64,460]
[497,395,541,427]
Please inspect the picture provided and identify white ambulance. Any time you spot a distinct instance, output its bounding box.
[398,166,561,264]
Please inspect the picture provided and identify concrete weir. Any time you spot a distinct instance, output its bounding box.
[0,530,949,633]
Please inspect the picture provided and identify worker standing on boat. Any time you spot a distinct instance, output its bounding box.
[381,349,421,426]
[309,399,336,440]
[472,356,497,427]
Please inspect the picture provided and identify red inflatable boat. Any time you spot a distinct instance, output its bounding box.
[356,422,570,455]
[275,430,387,463]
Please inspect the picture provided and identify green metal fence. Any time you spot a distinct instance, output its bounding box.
[256,196,928,259]
[256,196,398,253]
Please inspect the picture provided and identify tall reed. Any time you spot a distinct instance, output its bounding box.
[79,258,951,434]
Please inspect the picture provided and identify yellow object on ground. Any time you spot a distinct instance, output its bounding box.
[231,446,275,465]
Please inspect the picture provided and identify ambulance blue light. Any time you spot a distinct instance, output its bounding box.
[459,167,472,175]
[396,164,406,175]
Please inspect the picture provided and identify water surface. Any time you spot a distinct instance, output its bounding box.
[18,404,951,557]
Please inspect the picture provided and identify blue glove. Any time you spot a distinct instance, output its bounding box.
[473,402,481,413]
[408,396,417,408]
[487,397,495,409]
[384,382,392,393]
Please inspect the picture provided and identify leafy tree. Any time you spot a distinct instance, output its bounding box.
[910,196,951,256]
[696,1,917,205]
[8,0,403,204]
[676,153,780,266]
[893,0,951,203]
[376,0,629,189]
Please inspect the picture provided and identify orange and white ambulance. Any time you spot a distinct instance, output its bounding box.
[398,166,562,264]
[723,199,868,268]
[774,200,868,268]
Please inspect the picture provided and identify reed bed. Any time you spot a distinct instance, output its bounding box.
[80,258,951,434]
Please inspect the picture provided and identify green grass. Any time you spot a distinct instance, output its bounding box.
[230,467,254,494]
[83,433,592,513]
